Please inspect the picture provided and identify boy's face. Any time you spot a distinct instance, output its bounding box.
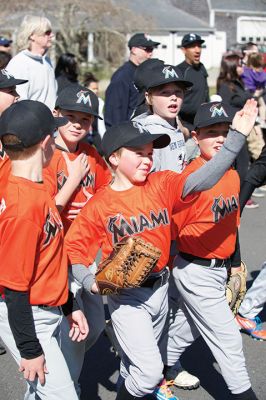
[146,82,184,123]
[192,122,230,160]
[56,109,93,146]
[112,142,153,184]
[0,86,19,114]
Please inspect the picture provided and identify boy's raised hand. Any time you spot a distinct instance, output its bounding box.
[62,151,90,185]
[231,99,258,137]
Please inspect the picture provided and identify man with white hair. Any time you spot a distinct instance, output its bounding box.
[6,15,57,109]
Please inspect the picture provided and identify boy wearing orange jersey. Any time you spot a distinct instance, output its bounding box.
[65,99,257,400]
[43,84,111,395]
[0,100,88,399]
[162,101,259,400]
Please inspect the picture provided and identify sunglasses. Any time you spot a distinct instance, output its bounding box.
[138,46,154,53]
[44,30,52,36]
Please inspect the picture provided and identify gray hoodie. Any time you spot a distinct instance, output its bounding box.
[132,112,186,173]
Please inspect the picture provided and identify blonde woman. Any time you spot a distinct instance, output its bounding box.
[6,15,57,109]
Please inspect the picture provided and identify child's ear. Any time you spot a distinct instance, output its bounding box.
[191,130,199,145]
[52,108,59,117]
[109,152,120,167]
[145,91,152,105]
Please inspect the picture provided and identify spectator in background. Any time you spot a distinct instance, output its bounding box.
[177,33,209,132]
[241,42,259,66]
[6,15,57,110]
[104,33,160,127]
[83,72,105,138]
[0,51,11,69]
[0,36,12,53]
[217,52,263,208]
[55,52,79,93]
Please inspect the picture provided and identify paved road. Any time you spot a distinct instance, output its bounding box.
[1,196,266,400]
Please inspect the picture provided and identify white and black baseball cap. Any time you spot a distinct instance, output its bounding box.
[144,63,193,90]
[0,69,28,89]
[55,84,102,119]
[128,33,160,49]
[181,33,205,48]
[193,102,234,130]
[102,121,170,160]
[0,100,68,149]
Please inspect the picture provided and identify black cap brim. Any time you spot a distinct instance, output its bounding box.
[0,78,28,89]
[123,133,170,150]
[147,78,193,90]
[194,117,232,130]
[55,103,103,120]
[182,39,205,47]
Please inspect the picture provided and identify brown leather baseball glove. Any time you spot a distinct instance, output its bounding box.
[226,261,247,315]
[95,236,161,295]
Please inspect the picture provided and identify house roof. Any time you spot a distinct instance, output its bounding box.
[113,0,211,32]
[210,0,266,13]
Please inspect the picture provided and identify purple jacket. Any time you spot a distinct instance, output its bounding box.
[241,66,266,92]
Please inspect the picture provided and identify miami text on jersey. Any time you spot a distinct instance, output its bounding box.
[107,208,170,244]
[211,194,238,223]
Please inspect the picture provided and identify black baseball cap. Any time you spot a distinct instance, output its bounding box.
[144,63,193,90]
[128,33,160,49]
[193,102,234,130]
[0,100,68,149]
[181,33,205,48]
[0,69,28,89]
[55,84,102,119]
[134,58,165,91]
[102,121,170,159]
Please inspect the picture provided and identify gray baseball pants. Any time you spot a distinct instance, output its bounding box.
[239,261,266,319]
[108,278,169,397]
[164,255,251,395]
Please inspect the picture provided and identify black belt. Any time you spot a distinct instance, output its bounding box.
[141,267,169,288]
[179,252,230,268]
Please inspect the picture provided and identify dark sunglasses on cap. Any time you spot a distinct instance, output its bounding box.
[138,46,154,53]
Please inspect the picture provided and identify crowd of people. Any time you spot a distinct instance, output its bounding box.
[0,13,266,400]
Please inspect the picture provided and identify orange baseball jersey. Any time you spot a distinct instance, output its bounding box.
[0,175,68,306]
[173,156,240,259]
[65,170,198,273]
[0,141,11,185]
[43,142,112,232]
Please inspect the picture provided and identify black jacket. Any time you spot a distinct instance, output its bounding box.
[104,61,138,127]
[177,60,209,129]
[217,80,252,113]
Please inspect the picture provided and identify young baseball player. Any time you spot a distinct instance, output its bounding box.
[0,100,88,400]
[43,83,111,395]
[161,100,259,399]
[132,62,192,173]
[64,99,256,400]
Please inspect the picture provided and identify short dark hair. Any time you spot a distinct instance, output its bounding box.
[83,72,99,87]
[55,52,78,80]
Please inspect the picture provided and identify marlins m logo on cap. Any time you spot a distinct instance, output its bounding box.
[162,66,178,80]
[76,90,92,107]
[210,104,229,118]
[1,69,12,80]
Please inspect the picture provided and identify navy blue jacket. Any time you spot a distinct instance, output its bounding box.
[104,61,138,127]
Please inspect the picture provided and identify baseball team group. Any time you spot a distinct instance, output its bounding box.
[0,13,266,400]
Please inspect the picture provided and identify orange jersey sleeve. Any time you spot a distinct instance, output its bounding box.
[65,170,198,272]
[172,157,240,259]
[0,176,68,306]
[43,142,112,232]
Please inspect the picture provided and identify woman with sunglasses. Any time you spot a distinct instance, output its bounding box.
[6,15,57,110]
